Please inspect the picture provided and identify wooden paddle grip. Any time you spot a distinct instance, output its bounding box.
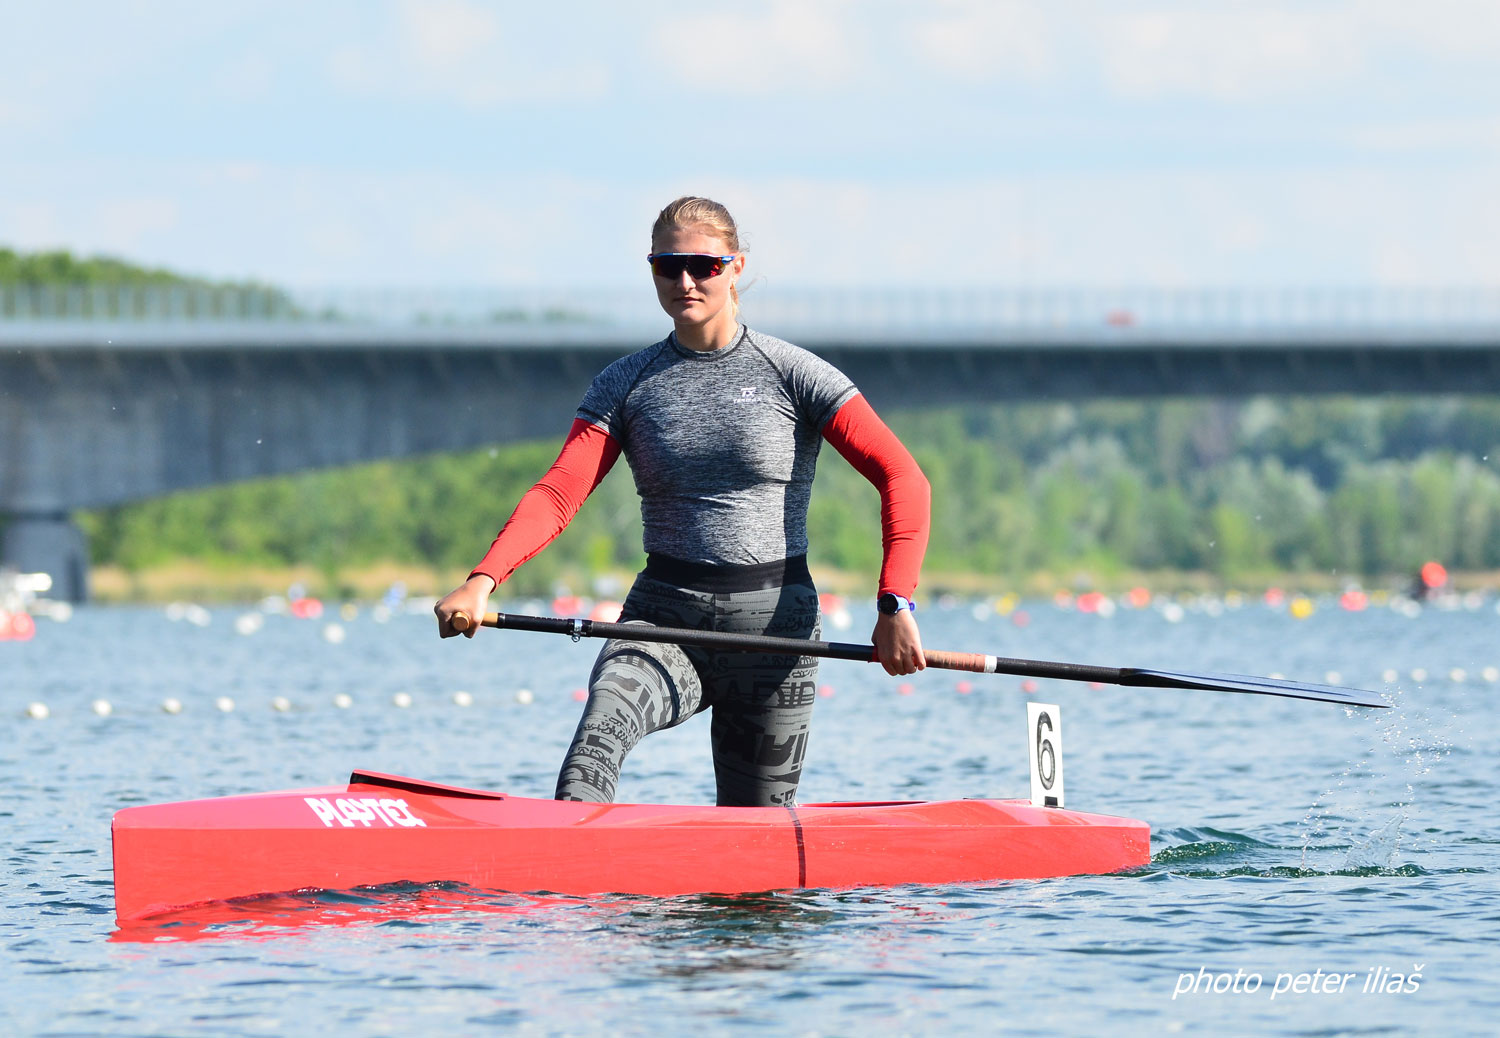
[923,650,991,673]
[449,611,501,632]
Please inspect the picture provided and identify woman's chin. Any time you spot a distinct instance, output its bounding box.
[669,303,711,325]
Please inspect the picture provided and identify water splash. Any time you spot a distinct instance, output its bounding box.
[1298,689,1466,871]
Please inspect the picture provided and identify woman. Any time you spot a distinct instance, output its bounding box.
[435,196,930,807]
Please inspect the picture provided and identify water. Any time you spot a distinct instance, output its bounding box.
[3,596,1496,1036]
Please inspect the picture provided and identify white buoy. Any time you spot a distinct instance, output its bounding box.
[215,696,235,712]
[1161,602,1185,623]
[333,692,354,709]
[161,698,183,714]
[515,688,535,705]
[452,690,474,707]
[1382,669,1399,684]
[1450,668,1468,683]
[26,702,49,720]
[1483,667,1500,683]
[185,605,212,628]
[271,696,291,712]
[1411,668,1428,683]
[91,699,112,717]
[322,623,346,644]
[393,692,413,709]
[1324,671,1342,685]
[234,613,264,636]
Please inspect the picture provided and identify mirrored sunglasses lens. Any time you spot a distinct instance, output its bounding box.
[651,255,724,279]
[650,256,688,278]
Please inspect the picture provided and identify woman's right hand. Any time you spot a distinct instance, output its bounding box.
[434,574,497,638]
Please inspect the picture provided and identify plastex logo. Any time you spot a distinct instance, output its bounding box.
[738,386,758,401]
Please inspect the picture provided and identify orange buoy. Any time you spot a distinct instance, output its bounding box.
[290,597,323,619]
[10,612,36,641]
[1077,591,1105,614]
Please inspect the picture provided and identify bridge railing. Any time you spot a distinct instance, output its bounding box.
[3,284,1500,330]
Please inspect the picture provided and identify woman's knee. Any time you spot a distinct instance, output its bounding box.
[589,639,702,731]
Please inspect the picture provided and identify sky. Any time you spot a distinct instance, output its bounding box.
[3,0,1499,289]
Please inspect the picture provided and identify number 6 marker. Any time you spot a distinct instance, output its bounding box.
[1027,702,1064,808]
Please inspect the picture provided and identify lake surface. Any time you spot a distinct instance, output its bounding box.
[3,593,1496,1036]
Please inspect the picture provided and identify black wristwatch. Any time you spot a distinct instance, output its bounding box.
[877,593,916,615]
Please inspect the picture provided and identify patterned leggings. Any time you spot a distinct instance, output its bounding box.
[554,574,821,807]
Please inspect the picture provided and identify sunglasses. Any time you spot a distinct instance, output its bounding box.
[646,252,736,280]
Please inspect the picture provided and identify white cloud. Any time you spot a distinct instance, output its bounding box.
[405,0,499,63]
[1359,0,1500,59]
[909,0,1055,84]
[653,0,864,94]
[1079,1,1500,102]
[328,0,610,106]
[1094,7,1359,101]
[1347,118,1500,154]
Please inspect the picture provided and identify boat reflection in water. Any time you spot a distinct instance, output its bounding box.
[110,882,609,944]
[109,881,856,946]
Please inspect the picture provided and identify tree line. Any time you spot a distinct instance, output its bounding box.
[76,397,1500,595]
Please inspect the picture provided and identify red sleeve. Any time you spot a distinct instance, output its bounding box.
[821,394,930,599]
[469,419,622,587]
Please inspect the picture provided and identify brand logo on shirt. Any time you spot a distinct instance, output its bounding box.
[738,386,758,402]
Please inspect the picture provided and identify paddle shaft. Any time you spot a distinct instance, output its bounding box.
[449,610,1388,707]
[458,610,1136,682]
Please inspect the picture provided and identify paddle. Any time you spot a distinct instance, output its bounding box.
[449,610,1389,708]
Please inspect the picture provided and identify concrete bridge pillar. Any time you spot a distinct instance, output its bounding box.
[2,512,90,603]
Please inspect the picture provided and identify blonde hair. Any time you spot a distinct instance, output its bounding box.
[651,196,744,318]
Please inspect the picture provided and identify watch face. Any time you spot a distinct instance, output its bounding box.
[878,594,900,614]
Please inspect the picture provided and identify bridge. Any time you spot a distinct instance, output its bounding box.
[3,285,1499,600]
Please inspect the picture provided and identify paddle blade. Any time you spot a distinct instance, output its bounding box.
[1118,667,1389,708]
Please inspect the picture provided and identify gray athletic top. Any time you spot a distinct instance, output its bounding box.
[577,325,858,566]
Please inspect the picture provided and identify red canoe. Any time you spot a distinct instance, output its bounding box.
[112,770,1151,921]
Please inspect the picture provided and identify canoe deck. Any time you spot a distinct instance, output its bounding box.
[112,769,1151,921]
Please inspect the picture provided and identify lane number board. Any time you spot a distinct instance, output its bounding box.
[1027,702,1064,808]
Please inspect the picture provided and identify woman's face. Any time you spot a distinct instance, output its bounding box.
[650,225,744,327]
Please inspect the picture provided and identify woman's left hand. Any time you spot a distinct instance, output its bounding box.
[872,610,926,676]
